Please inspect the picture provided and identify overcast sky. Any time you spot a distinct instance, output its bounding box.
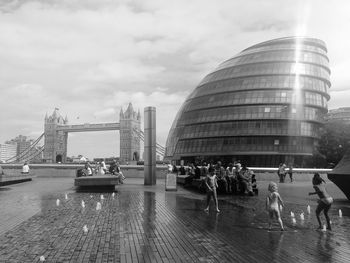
[1,0,350,159]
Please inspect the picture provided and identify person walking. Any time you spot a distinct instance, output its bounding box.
[278,163,286,183]
[308,173,333,230]
[204,166,220,213]
[287,164,293,182]
[266,182,284,231]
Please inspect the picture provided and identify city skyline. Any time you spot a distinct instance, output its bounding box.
[1,0,350,159]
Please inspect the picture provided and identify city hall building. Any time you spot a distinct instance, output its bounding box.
[165,37,330,167]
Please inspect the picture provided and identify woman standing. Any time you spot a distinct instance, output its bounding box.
[308,173,333,230]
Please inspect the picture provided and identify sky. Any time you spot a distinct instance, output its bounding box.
[1,0,350,159]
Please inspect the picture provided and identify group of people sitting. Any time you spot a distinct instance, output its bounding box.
[78,160,125,184]
[174,161,258,195]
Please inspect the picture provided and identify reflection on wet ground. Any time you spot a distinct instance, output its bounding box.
[0,178,349,262]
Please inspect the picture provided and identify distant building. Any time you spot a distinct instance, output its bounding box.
[327,107,350,124]
[0,143,17,163]
[69,155,89,163]
[7,135,32,156]
[105,157,119,164]
[71,156,82,163]
[6,135,43,163]
[93,157,119,164]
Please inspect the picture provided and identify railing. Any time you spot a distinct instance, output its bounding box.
[246,167,332,173]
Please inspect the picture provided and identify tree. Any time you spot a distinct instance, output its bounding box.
[318,120,350,167]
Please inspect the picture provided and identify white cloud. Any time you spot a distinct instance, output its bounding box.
[82,60,165,83]
[1,0,350,159]
[93,108,116,119]
[105,90,188,144]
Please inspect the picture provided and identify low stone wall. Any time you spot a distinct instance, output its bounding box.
[253,171,331,182]
[0,164,332,182]
[1,164,169,179]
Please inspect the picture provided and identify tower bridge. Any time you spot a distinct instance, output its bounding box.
[56,123,120,133]
[43,103,141,164]
[6,103,165,164]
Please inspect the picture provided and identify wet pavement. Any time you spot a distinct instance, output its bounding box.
[0,178,349,262]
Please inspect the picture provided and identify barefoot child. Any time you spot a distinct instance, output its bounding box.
[308,173,333,230]
[204,166,220,213]
[266,182,284,230]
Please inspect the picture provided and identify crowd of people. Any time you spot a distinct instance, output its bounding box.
[78,160,125,184]
[173,160,258,196]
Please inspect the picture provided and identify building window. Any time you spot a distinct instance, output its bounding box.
[274,139,279,145]
[264,107,271,113]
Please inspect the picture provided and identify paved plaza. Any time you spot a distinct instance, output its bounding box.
[0,177,350,262]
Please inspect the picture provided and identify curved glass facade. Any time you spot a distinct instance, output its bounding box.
[165,37,331,167]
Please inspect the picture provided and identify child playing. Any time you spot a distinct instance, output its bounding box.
[266,182,284,231]
[204,166,220,213]
[308,173,333,230]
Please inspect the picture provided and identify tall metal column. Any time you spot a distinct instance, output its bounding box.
[144,107,156,185]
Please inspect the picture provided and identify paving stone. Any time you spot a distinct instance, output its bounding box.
[0,178,349,262]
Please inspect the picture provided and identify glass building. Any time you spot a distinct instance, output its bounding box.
[165,37,331,167]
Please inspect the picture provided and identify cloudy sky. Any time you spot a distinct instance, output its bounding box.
[1,0,350,159]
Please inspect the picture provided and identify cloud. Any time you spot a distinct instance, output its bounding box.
[1,0,350,159]
[106,90,189,144]
[82,60,165,83]
[93,108,116,119]
[329,90,350,110]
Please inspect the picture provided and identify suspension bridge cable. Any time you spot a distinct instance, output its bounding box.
[132,128,165,154]
[6,133,45,162]
[14,147,45,164]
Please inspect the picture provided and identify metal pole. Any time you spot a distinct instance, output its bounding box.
[144,107,156,185]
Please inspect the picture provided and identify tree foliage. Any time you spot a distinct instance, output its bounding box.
[318,120,350,167]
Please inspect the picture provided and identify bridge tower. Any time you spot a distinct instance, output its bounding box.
[120,103,141,164]
[43,108,68,163]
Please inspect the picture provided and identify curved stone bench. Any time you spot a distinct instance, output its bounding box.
[74,175,120,191]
